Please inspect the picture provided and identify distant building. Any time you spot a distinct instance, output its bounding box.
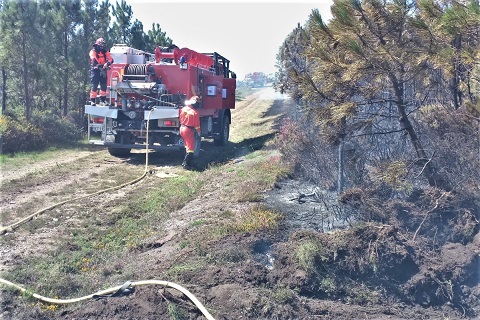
[244,72,267,88]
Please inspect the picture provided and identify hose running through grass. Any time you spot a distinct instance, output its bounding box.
[0,278,215,320]
[0,109,154,235]
[0,109,216,319]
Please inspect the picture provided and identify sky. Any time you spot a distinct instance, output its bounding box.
[126,0,333,80]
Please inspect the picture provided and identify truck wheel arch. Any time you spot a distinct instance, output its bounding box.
[214,109,231,146]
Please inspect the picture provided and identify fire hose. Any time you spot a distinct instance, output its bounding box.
[0,278,215,320]
[124,79,178,107]
[0,110,215,318]
[0,109,154,235]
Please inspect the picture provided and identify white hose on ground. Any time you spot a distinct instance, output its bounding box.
[0,110,154,235]
[0,110,214,319]
[0,278,215,320]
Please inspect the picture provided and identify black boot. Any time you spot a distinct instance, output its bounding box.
[186,152,194,168]
[182,154,188,168]
[90,98,96,106]
[182,153,193,170]
[100,96,107,106]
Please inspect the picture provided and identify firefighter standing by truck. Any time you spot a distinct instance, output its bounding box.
[180,96,201,169]
[89,38,114,106]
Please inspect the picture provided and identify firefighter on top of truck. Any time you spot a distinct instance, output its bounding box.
[180,96,201,169]
[89,38,114,106]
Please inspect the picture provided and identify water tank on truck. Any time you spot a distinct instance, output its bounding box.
[84,44,237,158]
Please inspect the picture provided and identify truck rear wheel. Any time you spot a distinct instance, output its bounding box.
[215,114,230,146]
[108,148,131,158]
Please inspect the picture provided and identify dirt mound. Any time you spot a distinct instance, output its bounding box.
[263,177,480,319]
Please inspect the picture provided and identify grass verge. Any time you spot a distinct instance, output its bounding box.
[1,87,291,318]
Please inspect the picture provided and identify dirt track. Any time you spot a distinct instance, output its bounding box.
[1,87,478,320]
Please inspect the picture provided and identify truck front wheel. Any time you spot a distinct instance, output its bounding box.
[108,148,131,158]
[215,114,230,146]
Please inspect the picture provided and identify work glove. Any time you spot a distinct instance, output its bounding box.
[103,63,111,70]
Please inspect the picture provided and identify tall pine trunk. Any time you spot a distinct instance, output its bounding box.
[392,76,451,191]
[21,30,31,121]
[62,30,69,117]
[1,67,6,114]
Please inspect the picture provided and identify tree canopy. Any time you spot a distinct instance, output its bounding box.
[0,0,174,122]
[276,0,479,192]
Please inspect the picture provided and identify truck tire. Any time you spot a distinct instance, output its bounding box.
[214,114,230,146]
[108,148,131,158]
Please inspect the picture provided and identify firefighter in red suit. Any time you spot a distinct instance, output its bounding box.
[89,38,114,106]
[180,96,201,169]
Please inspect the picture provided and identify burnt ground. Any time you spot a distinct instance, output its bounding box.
[0,87,479,320]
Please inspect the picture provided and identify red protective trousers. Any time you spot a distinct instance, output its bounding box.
[89,48,114,99]
[180,126,196,153]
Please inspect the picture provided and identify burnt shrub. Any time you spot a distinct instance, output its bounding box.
[275,116,338,190]
[415,105,480,195]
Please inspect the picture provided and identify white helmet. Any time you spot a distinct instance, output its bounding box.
[185,96,200,106]
[95,37,106,49]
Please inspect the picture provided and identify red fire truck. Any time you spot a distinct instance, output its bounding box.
[85,44,236,157]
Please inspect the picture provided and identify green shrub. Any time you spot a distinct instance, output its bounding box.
[1,114,47,153]
[32,112,83,144]
[1,112,83,154]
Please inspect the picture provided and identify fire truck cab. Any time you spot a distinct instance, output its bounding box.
[85,44,236,157]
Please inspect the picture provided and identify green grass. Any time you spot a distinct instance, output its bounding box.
[190,219,205,227]
[235,87,255,101]
[219,151,288,202]
[167,302,189,320]
[179,240,190,249]
[230,101,279,143]
[296,240,327,273]
[1,87,292,318]
[4,171,205,298]
[0,145,93,167]
[125,173,204,215]
[207,247,246,265]
[232,205,282,232]
[0,150,106,195]
[165,262,203,280]
[272,286,295,304]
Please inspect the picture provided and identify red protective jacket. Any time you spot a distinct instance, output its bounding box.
[89,47,113,68]
[179,105,200,153]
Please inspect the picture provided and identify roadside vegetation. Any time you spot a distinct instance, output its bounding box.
[273,0,479,317]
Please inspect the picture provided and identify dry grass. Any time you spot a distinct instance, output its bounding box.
[230,92,281,143]
[1,87,290,314]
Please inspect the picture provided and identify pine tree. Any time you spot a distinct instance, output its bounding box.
[276,0,478,190]
[415,0,480,109]
[146,23,173,53]
[0,0,43,120]
[42,0,82,117]
[111,0,132,45]
[130,19,147,51]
